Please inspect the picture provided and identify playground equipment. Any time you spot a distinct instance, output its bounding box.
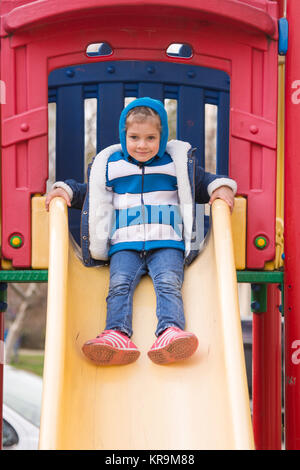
[0,0,298,449]
[39,197,253,450]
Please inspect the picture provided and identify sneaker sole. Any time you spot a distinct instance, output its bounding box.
[82,343,140,366]
[147,335,198,365]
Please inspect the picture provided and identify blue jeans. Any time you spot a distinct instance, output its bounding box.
[105,248,185,337]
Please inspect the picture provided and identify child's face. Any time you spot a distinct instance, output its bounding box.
[126,119,160,163]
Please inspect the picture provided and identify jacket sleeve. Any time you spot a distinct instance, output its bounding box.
[194,163,237,204]
[52,179,87,210]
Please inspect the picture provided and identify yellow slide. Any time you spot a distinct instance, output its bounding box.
[39,197,254,450]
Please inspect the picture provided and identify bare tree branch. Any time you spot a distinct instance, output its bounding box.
[5,283,42,363]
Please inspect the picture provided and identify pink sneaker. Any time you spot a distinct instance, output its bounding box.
[82,330,140,366]
[148,327,198,365]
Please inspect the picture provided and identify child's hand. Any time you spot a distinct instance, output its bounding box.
[45,188,71,212]
[209,186,235,212]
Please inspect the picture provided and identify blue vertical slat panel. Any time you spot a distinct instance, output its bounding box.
[97,83,125,151]
[216,91,230,175]
[138,83,164,102]
[56,85,85,243]
[49,61,230,246]
[56,85,85,180]
[177,86,205,167]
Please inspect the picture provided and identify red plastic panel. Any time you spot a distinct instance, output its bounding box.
[3,0,277,37]
[231,109,277,149]
[284,0,300,450]
[252,284,282,450]
[0,1,279,267]
[2,107,47,147]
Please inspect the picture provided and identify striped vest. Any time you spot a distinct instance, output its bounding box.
[106,151,185,256]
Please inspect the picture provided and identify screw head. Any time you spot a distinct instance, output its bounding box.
[251,301,261,311]
[107,65,115,74]
[20,123,29,132]
[250,125,259,134]
[187,70,196,78]
[147,66,155,74]
[66,69,75,77]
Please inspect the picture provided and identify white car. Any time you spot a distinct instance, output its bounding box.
[2,365,42,450]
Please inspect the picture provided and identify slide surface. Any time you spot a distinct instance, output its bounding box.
[39,198,254,450]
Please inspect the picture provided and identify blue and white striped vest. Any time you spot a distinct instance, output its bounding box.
[106,151,185,256]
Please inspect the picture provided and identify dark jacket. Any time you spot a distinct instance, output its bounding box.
[57,142,236,267]
[54,97,236,267]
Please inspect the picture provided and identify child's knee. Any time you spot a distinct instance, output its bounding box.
[154,271,183,292]
[108,273,132,295]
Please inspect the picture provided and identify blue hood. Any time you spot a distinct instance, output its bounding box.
[119,97,169,158]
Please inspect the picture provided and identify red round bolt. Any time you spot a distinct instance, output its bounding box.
[250,125,259,134]
[20,123,29,132]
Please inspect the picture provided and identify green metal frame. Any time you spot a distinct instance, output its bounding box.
[0,270,48,282]
[0,269,284,284]
[236,270,284,284]
[237,270,284,315]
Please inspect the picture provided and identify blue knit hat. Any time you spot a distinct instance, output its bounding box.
[119,97,169,158]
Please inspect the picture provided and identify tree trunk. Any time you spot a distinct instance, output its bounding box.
[5,284,37,364]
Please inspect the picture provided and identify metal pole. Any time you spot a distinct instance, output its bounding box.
[252,284,282,449]
[284,0,300,449]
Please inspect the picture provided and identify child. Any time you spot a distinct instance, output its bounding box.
[45,97,236,366]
